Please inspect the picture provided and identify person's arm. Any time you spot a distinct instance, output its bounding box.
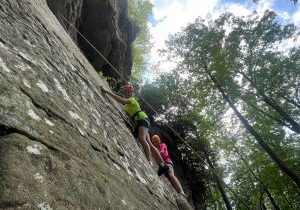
[101,86,130,105]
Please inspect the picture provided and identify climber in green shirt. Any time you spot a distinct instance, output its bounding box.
[101,83,169,176]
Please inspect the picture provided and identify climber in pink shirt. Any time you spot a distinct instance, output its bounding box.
[151,135,184,194]
[155,141,173,165]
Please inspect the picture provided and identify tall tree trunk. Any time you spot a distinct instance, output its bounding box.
[260,92,300,133]
[239,71,300,134]
[259,190,267,210]
[265,188,280,210]
[234,148,259,191]
[206,71,300,189]
[203,149,233,210]
[248,102,294,131]
[234,148,281,210]
[280,95,300,110]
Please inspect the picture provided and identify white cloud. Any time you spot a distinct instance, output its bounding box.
[278,35,300,54]
[148,0,299,77]
[293,9,300,25]
[278,11,292,22]
[256,0,275,15]
[226,4,252,17]
[149,0,219,76]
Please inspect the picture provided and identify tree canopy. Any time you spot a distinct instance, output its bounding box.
[140,10,300,209]
[128,0,153,83]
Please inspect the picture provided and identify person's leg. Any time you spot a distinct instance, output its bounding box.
[166,169,183,193]
[138,125,169,175]
[145,131,164,165]
[138,126,151,161]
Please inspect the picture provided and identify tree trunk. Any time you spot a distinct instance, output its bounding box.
[260,93,300,133]
[248,102,294,131]
[265,188,280,210]
[239,71,300,134]
[259,190,267,210]
[207,71,300,189]
[203,150,233,210]
[280,95,300,110]
[234,148,280,210]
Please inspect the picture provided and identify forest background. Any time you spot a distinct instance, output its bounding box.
[127,0,300,209]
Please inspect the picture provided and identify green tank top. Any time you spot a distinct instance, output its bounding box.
[124,97,148,122]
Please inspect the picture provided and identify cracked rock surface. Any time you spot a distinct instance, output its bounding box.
[0,1,191,209]
[46,0,137,80]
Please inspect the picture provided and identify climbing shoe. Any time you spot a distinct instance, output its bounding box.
[158,164,169,176]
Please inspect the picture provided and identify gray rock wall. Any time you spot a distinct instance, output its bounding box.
[46,0,83,43]
[46,0,137,80]
[0,1,191,209]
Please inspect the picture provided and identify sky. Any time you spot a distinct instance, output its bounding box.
[146,0,300,79]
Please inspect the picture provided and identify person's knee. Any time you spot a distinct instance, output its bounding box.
[165,169,172,177]
[148,143,156,150]
[139,137,148,146]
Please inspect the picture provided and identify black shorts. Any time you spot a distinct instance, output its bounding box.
[165,163,174,177]
[134,118,150,138]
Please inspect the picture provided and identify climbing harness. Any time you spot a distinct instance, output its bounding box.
[57,11,254,210]
[131,109,142,121]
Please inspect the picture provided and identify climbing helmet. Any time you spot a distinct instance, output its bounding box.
[151,135,160,145]
[122,83,134,93]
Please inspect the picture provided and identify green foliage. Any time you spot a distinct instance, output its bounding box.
[142,10,300,209]
[128,0,153,83]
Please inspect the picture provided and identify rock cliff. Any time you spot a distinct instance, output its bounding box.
[46,0,137,80]
[0,0,191,209]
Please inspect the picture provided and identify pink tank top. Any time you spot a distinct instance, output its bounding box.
[156,143,173,164]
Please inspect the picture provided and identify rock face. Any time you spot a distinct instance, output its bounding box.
[46,0,137,80]
[0,1,191,209]
[46,0,83,43]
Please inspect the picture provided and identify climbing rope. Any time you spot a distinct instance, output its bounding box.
[57,11,254,210]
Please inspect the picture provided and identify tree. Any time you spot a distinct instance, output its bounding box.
[164,10,300,189]
[138,11,300,208]
[203,144,233,210]
[128,0,153,83]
